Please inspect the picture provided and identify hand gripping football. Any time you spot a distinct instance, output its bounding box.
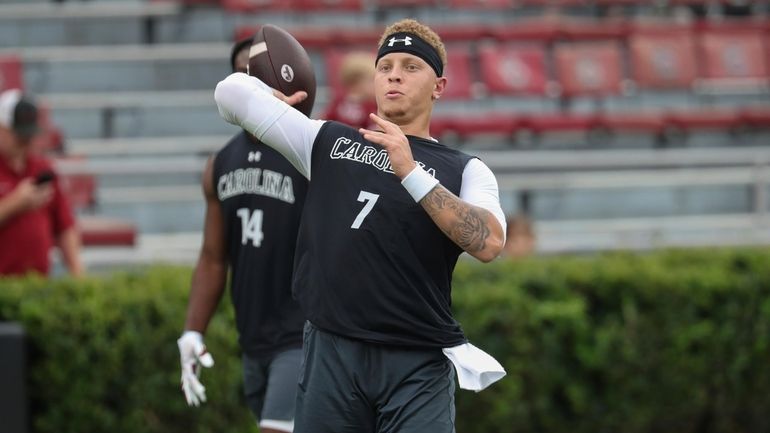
[248,24,317,117]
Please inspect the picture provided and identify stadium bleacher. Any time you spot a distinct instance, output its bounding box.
[1,0,769,268]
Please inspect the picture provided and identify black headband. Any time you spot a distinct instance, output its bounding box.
[376,32,443,77]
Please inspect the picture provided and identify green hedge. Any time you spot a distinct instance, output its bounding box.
[0,268,256,433]
[453,249,770,433]
[2,248,770,433]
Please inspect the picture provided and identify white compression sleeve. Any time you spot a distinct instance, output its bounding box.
[214,72,324,179]
[459,158,507,244]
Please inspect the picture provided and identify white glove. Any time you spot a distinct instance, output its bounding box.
[177,330,215,407]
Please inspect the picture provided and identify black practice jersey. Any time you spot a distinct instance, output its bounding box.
[213,131,308,357]
[293,121,475,348]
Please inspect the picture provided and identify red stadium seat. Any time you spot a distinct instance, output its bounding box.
[435,24,491,42]
[236,23,511,52]
[492,17,627,43]
[221,0,295,12]
[592,0,644,4]
[78,216,137,247]
[628,18,694,35]
[433,115,517,138]
[331,28,382,47]
[697,30,768,81]
[442,46,475,100]
[294,0,363,10]
[740,106,770,128]
[554,41,624,97]
[236,26,381,51]
[286,28,335,50]
[665,108,742,131]
[514,112,599,147]
[446,0,513,8]
[560,18,628,41]
[373,0,438,6]
[167,0,220,5]
[520,113,598,133]
[599,111,665,134]
[765,30,770,74]
[517,0,589,5]
[491,19,560,43]
[696,17,770,32]
[0,55,24,92]
[478,43,550,95]
[629,31,698,90]
[282,27,335,50]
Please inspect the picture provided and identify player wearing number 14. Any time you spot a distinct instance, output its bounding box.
[178,37,310,433]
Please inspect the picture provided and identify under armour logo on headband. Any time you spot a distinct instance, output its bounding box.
[377,32,443,77]
[388,36,412,47]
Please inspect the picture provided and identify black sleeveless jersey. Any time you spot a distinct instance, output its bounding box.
[293,121,475,348]
[213,131,308,357]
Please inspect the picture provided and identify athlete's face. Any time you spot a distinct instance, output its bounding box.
[374,52,446,123]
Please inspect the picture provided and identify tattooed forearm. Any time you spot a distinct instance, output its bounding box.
[421,185,491,253]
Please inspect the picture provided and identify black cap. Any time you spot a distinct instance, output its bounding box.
[12,98,40,139]
[0,89,41,140]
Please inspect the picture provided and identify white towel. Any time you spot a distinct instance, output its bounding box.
[442,342,506,392]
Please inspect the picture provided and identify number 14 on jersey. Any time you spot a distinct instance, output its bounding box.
[237,208,264,247]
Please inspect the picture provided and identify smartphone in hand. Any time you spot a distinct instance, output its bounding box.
[34,170,55,186]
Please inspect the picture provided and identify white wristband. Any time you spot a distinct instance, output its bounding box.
[401,165,439,202]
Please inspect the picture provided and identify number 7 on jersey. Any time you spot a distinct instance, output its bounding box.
[351,191,379,229]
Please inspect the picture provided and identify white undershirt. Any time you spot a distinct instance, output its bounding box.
[215,72,506,241]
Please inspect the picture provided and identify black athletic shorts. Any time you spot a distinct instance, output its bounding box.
[294,321,456,433]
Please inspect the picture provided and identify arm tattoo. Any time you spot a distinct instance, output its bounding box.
[421,185,491,253]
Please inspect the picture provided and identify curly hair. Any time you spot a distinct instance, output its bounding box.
[377,19,447,71]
